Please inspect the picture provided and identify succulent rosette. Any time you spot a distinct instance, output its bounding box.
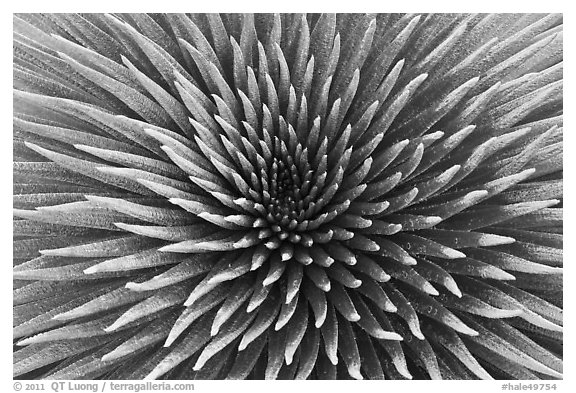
[13,13,562,380]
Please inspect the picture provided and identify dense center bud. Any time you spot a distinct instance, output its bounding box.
[268,158,301,217]
[262,155,308,248]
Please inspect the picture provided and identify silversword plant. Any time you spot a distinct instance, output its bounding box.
[13,13,562,380]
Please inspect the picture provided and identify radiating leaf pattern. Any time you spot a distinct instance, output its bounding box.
[14,13,562,380]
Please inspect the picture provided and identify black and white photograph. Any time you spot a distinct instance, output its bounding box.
[8,4,567,386]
